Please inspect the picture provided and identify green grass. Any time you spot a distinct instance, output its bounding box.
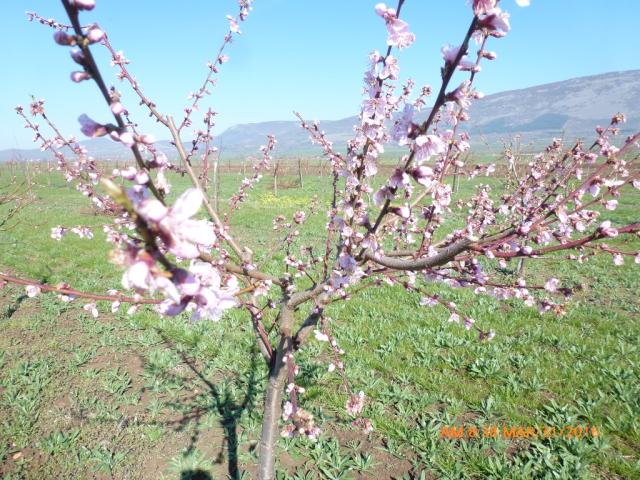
[0,165,639,479]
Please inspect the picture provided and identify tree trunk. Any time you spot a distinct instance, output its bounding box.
[256,355,287,480]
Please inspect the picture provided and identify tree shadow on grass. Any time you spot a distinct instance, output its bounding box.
[180,470,213,480]
[159,332,261,480]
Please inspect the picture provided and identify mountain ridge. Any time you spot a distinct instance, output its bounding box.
[2,70,639,161]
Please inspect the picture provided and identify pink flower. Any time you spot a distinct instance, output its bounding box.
[122,259,154,290]
[346,391,365,416]
[375,3,415,49]
[380,55,400,80]
[83,302,99,318]
[135,189,216,259]
[389,168,410,189]
[472,0,497,16]
[26,285,41,298]
[188,261,238,322]
[613,254,624,266]
[446,81,472,109]
[110,130,135,147]
[227,15,241,33]
[386,18,415,49]
[390,204,410,219]
[137,134,156,145]
[478,8,511,33]
[441,44,465,65]
[544,278,559,293]
[78,114,108,138]
[293,211,306,224]
[414,134,446,162]
[51,226,67,240]
[314,330,329,342]
[605,199,618,211]
[282,401,294,421]
[599,220,619,238]
[411,166,434,187]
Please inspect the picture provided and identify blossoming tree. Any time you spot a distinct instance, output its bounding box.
[4,0,639,478]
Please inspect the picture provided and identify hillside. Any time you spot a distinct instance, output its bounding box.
[2,70,639,161]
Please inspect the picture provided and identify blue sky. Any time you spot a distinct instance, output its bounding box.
[1,0,638,150]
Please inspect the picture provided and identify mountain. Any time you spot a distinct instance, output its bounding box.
[2,70,639,161]
[467,70,640,141]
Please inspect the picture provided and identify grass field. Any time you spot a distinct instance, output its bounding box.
[0,165,639,479]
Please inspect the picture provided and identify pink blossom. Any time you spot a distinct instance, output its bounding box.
[188,262,238,322]
[137,134,156,145]
[280,424,296,438]
[314,330,330,342]
[110,130,135,148]
[411,166,434,187]
[613,254,624,266]
[544,278,559,293]
[380,55,400,80]
[293,211,306,224]
[71,226,93,239]
[375,3,415,49]
[479,8,511,34]
[346,391,365,416]
[122,259,154,291]
[390,204,410,219]
[414,134,446,162]
[472,0,497,16]
[386,18,415,49]
[389,168,410,189]
[26,285,41,298]
[599,220,619,238]
[135,189,216,259]
[83,302,99,318]
[605,199,618,211]
[51,226,67,240]
[282,401,294,421]
[352,417,374,434]
[227,15,241,33]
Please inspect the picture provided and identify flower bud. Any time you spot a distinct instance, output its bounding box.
[54,31,76,46]
[110,102,124,115]
[70,48,86,65]
[78,113,108,137]
[71,0,96,10]
[86,28,105,44]
[70,71,91,82]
